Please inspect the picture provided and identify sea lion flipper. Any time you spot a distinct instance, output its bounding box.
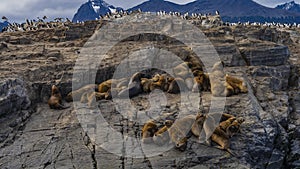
[57,103,70,110]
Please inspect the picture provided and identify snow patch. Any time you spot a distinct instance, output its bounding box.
[284,1,296,10]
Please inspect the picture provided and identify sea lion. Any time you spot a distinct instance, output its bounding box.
[151,74,167,91]
[153,120,174,146]
[167,77,187,94]
[141,78,154,93]
[118,72,144,98]
[209,61,229,97]
[81,90,106,103]
[48,85,69,109]
[168,114,198,151]
[65,84,98,102]
[80,91,90,103]
[192,71,211,92]
[105,87,124,100]
[190,113,207,139]
[98,79,112,93]
[141,120,158,144]
[211,126,234,155]
[161,74,174,92]
[210,115,244,156]
[225,74,248,94]
[226,117,245,137]
[219,117,236,132]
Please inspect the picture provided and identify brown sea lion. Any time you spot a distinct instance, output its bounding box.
[168,114,198,151]
[192,72,211,92]
[225,74,248,94]
[226,117,245,137]
[98,79,112,93]
[167,77,187,94]
[211,126,234,155]
[65,84,98,102]
[153,120,174,146]
[209,61,229,97]
[141,120,158,144]
[118,72,144,98]
[48,85,69,109]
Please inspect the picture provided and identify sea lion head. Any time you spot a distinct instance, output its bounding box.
[51,85,60,95]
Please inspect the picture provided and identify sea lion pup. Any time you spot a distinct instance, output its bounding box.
[48,85,69,109]
[225,74,248,94]
[141,120,158,144]
[168,114,199,151]
[118,72,144,98]
[167,77,187,94]
[153,120,174,146]
[65,84,98,102]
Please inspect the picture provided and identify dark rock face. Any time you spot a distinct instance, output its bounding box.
[239,45,289,66]
[276,1,300,13]
[0,14,299,168]
[0,78,31,116]
[72,0,123,22]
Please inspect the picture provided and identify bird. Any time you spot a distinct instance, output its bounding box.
[215,10,220,15]
[2,16,8,21]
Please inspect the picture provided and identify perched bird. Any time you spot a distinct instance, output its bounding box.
[2,16,8,21]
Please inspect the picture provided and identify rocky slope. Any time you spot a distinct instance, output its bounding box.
[0,14,299,168]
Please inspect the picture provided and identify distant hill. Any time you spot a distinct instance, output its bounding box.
[183,0,300,23]
[72,0,123,22]
[73,0,300,23]
[129,0,300,23]
[276,1,300,13]
[128,0,183,13]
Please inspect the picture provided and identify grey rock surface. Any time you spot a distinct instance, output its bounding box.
[0,14,299,168]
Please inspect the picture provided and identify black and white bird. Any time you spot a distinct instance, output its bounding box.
[215,10,220,15]
[2,16,8,21]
